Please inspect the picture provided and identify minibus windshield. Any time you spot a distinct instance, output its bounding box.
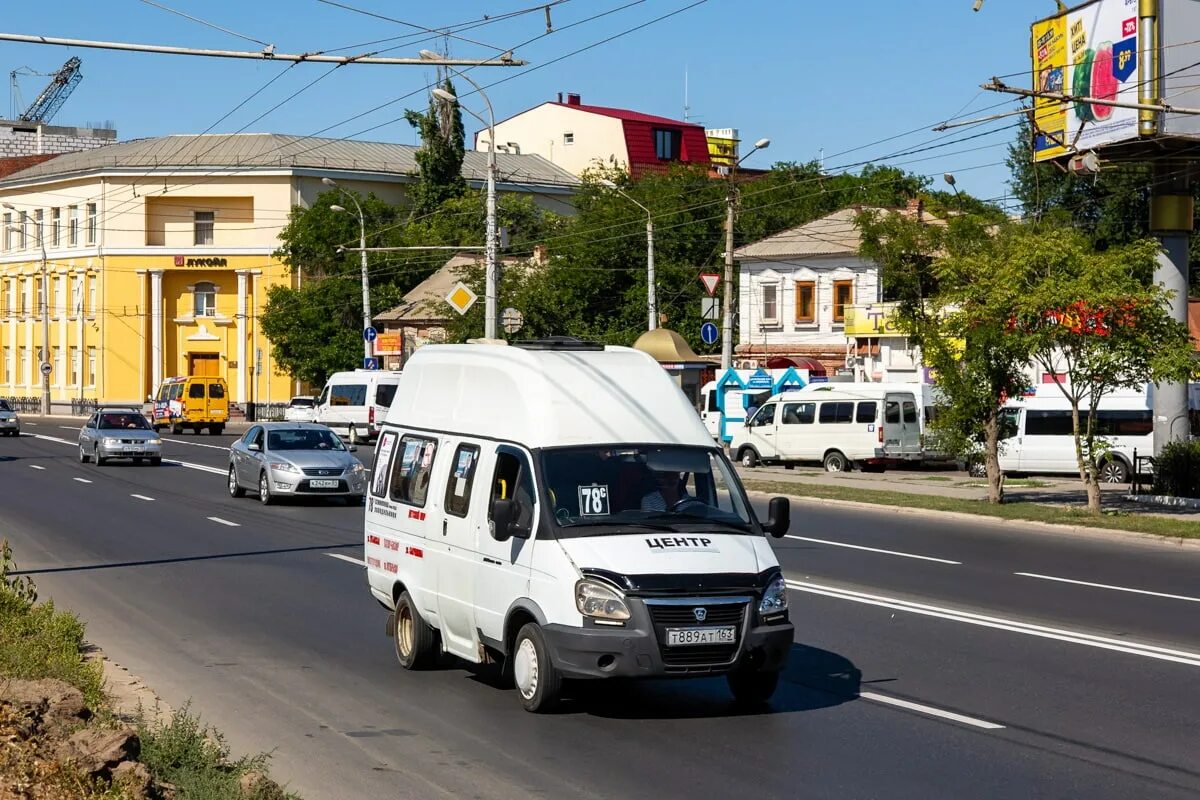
[540,445,755,534]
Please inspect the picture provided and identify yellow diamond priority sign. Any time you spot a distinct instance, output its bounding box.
[446,282,478,315]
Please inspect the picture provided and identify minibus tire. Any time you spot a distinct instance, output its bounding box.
[823,451,848,473]
[1099,457,1129,484]
[171,423,182,435]
[394,591,437,670]
[727,669,780,708]
[738,448,759,468]
[513,623,562,713]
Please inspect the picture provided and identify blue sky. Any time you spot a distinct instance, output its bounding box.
[2,1,1044,205]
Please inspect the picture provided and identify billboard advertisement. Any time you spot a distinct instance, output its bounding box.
[1032,0,1140,162]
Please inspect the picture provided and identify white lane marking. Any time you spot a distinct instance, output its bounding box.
[859,692,1005,730]
[1014,572,1200,604]
[29,464,46,470]
[161,437,230,451]
[59,425,80,430]
[207,516,240,527]
[326,553,366,567]
[786,580,1200,668]
[73,477,92,484]
[784,535,961,565]
[30,433,227,476]
[25,422,36,426]
[130,494,155,502]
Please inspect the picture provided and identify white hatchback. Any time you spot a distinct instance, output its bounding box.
[284,396,316,422]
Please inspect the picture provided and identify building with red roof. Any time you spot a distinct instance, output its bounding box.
[476,93,726,179]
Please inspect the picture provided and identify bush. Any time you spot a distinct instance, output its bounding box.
[1151,439,1200,498]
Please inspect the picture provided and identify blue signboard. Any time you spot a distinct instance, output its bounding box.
[363,326,378,343]
[746,368,773,389]
[363,357,379,370]
[700,321,718,345]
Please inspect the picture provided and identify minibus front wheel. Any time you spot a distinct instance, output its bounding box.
[1098,457,1130,484]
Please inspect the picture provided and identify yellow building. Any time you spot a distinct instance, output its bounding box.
[0,134,578,409]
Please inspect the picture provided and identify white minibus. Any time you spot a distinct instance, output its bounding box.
[314,369,402,444]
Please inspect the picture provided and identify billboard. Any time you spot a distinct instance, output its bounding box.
[1032,0,1140,162]
[843,303,904,337]
[706,128,739,167]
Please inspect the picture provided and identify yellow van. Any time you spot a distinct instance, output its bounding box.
[150,376,229,435]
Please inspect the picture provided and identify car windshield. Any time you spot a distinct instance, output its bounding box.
[267,428,345,451]
[289,398,314,408]
[98,413,151,430]
[540,445,755,535]
[0,400,11,411]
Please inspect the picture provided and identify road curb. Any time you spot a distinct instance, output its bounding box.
[744,488,1200,549]
[86,642,173,725]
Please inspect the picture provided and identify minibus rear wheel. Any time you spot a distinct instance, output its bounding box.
[394,591,438,670]
[823,450,848,473]
[738,448,759,468]
[1099,457,1130,484]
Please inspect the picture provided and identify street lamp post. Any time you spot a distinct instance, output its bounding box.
[600,180,656,330]
[720,138,770,371]
[5,208,49,414]
[323,178,372,366]
[422,52,499,340]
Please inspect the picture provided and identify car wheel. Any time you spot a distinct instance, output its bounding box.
[968,460,987,478]
[258,472,274,505]
[78,444,89,463]
[823,450,848,473]
[93,446,106,467]
[170,423,182,435]
[512,623,563,713]
[150,457,162,466]
[393,591,438,670]
[1099,458,1130,484]
[727,669,780,708]
[228,465,245,497]
[739,448,759,468]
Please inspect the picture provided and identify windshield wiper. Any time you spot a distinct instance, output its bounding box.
[562,520,679,532]
[638,514,753,532]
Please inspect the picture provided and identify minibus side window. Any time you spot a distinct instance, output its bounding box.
[390,435,438,507]
[1025,410,1072,436]
[490,449,536,534]
[371,431,397,497]
[749,404,776,427]
[375,383,398,408]
[818,402,853,424]
[331,384,367,407]
[188,383,205,399]
[782,402,815,425]
[855,401,877,424]
[169,383,184,401]
[706,390,719,413]
[445,444,480,517]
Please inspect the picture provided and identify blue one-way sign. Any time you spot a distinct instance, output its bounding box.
[700,321,719,345]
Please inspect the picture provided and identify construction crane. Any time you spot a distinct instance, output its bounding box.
[14,57,83,124]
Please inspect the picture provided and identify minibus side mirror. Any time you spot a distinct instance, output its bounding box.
[491,498,531,541]
[146,394,153,402]
[763,496,790,539]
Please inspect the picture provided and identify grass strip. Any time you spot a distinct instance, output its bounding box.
[742,480,1200,540]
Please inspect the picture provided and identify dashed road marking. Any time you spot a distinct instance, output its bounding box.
[859,692,1005,730]
[130,494,155,502]
[1014,572,1200,604]
[29,434,225,476]
[207,516,240,527]
[326,553,366,567]
[786,580,1200,668]
[29,465,46,470]
[784,534,961,565]
[73,477,92,484]
[59,425,80,431]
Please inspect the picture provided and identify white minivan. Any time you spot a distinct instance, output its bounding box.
[731,387,923,472]
[363,339,794,712]
[314,369,402,444]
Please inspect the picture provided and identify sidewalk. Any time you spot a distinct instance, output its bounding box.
[735,463,1200,522]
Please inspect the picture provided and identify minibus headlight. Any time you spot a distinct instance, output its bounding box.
[575,580,631,621]
[759,574,788,616]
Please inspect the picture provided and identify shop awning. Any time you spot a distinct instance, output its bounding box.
[632,328,707,366]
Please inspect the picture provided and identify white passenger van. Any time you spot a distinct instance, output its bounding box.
[798,381,952,463]
[996,393,1154,483]
[363,338,794,712]
[314,369,402,444]
[730,386,923,472]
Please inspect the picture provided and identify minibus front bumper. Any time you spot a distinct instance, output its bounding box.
[541,599,792,680]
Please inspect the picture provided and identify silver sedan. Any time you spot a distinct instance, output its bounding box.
[0,399,19,436]
[78,408,163,465]
[228,422,366,505]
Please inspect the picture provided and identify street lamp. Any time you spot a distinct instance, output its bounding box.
[4,205,49,414]
[599,179,656,330]
[721,137,770,371]
[422,50,500,340]
[322,177,373,366]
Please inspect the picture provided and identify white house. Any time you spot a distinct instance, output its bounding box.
[733,200,940,377]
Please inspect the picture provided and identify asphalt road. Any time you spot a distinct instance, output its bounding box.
[3,419,1199,799]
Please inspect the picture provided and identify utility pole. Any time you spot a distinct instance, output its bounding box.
[720,137,770,372]
[324,178,372,365]
[646,216,656,330]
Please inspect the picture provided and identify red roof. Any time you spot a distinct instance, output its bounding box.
[550,101,706,130]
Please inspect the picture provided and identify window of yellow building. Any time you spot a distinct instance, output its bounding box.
[51,208,60,247]
[86,203,97,246]
[87,347,96,388]
[68,206,79,246]
[194,211,215,246]
[194,281,217,317]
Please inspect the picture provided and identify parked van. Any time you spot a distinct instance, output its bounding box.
[797,381,952,462]
[149,376,229,434]
[363,338,794,712]
[731,386,923,472]
[996,394,1154,483]
[314,369,402,444]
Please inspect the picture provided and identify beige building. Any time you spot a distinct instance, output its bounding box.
[0,133,578,409]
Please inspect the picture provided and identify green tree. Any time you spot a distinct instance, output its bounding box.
[404,78,467,216]
[859,210,1029,504]
[1008,227,1196,513]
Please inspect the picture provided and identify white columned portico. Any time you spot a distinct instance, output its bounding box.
[236,270,248,404]
[149,269,164,391]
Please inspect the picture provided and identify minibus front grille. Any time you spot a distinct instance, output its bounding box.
[646,599,748,669]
